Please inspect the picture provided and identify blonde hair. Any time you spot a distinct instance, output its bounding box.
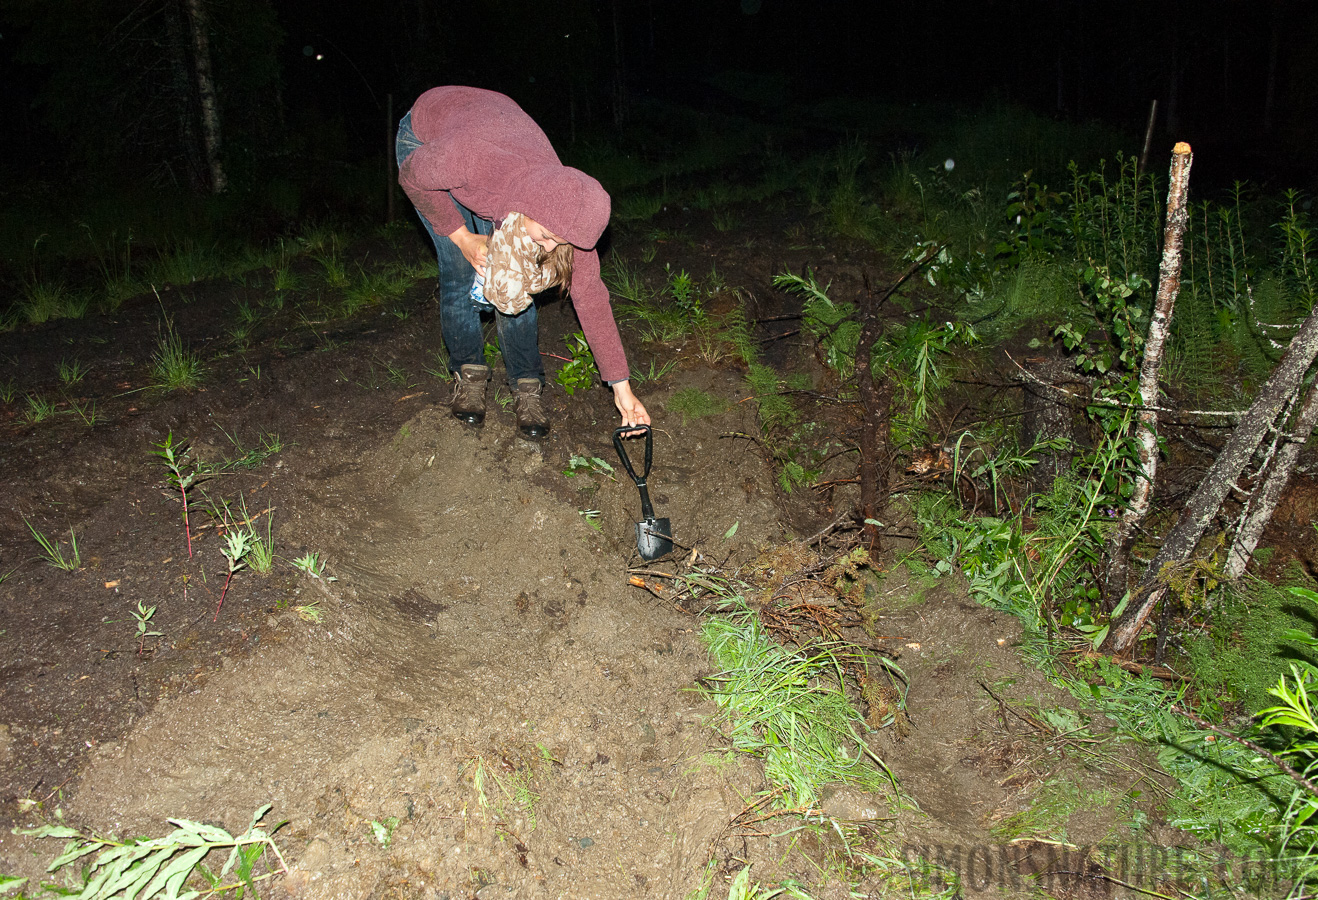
[537,243,574,294]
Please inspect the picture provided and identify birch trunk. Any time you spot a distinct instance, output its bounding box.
[1104,303,1318,653]
[1103,142,1193,604]
[184,0,226,193]
[1224,376,1318,578]
[165,1,205,190]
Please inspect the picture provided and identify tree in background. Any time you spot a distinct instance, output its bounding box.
[6,0,281,193]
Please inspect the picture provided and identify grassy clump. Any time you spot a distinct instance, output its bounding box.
[1183,568,1318,716]
[150,320,204,391]
[666,388,729,425]
[699,596,895,809]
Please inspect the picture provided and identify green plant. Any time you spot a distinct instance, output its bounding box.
[17,804,288,899]
[602,255,650,304]
[216,428,283,471]
[23,393,57,424]
[369,817,399,849]
[25,520,80,572]
[773,270,859,379]
[153,433,203,558]
[700,594,898,809]
[563,455,614,479]
[1054,264,1151,375]
[315,241,350,288]
[995,170,1067,268]
[145,240,220,287]
[745,364,796,434]
[57,358,87,388]
[424,348,453,382]
[667,388,728,424]
[630,358,679,384]
[66,397,99,427]
[666,265,703,321]
[292,552,335,582]
[81,224,140,310]
[341,263,411,314]
[247,509,275,575]
[0,378,16,403]
[19,280,79,325]
[213,526,255,622]
[553,332,598,395]
[483,341,502,370]
[271,262,300,295]
[132,600,162,656]
[1252,586,1318,888]
[150,317,204,391]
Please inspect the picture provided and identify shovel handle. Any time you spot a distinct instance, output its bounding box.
[612,424,652,484]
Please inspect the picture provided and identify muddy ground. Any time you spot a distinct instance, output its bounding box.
[0,207,1213,899]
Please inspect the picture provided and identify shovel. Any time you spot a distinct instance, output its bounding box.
[612,425,673,560]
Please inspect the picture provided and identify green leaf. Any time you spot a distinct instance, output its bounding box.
[723,521,739,540]
[18,825,83,841]
[149,844,210,899]
[47,839,104,871]
[0,875,27,895]
[167,819,232,843]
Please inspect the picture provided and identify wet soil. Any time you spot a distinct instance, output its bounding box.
[0,212,1199,899]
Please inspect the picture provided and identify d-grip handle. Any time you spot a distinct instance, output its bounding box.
[612,425,656,520]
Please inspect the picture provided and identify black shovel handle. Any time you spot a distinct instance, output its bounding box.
[613,425,656,520]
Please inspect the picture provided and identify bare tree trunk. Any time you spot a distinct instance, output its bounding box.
[609,0,627,129]
[1020,354,1080,495]
[1104,304,1318,653]
[184,0,226,193]
[1138,99,1158,178]
[1224,375,1318,578]
[1103,142,1193,604]
[855,286,890,552]
[164,0,206,191]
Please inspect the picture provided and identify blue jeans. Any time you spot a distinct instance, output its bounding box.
[396,111,543,384]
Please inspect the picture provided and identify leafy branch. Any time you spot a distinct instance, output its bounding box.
[14,804,288,899]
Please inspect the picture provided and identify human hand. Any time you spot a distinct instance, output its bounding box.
[611,380,651,431]
[448,227,489,275]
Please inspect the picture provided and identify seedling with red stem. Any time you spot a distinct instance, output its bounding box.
[153,432,205,557]
[214,526,254,621]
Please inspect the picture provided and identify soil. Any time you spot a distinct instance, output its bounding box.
[0,210,1197,899]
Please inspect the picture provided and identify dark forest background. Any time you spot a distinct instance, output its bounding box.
[2,0,1316,213]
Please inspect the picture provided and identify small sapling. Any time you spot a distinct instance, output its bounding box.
[153,432,204,557]
[132,600,162,656]
[214,527,255,621]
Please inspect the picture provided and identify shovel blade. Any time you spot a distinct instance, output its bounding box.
[636,517,673,560]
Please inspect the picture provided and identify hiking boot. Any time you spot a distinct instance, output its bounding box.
[514,378,550,439]
[451,364,490,425]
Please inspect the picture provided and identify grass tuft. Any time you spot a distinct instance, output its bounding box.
[150,317,204,391]
[24,519,80,571]
[699,594,896,809]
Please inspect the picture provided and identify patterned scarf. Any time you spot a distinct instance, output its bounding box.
[484,212,560,315]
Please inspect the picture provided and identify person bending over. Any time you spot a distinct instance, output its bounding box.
[397,85,650,438]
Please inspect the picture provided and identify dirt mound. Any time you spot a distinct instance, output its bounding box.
[14,383,786,898]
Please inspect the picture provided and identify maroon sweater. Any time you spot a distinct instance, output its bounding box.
[399,86,630,384]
